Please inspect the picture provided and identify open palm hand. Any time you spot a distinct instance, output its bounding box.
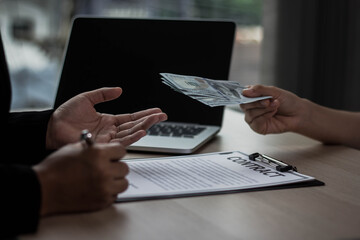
[46,87,167,149]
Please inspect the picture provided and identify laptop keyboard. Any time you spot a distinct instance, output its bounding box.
[147,123,206,138]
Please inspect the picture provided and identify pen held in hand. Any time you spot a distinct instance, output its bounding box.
[80,129,93,147]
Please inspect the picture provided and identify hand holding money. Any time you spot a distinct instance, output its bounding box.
[161,73,272,107]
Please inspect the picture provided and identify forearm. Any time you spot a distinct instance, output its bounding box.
[296,99,360,148]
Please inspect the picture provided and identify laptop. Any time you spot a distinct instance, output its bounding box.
[54,17,235,154]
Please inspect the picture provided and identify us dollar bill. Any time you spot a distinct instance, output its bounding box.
[161,73,271,107]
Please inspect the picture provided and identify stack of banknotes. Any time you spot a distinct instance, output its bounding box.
[161,73,271,107]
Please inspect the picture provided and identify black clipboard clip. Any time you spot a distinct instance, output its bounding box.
[249,152,297,172]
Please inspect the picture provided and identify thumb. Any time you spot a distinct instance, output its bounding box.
[84,87,122,105]
[242,85,281,99]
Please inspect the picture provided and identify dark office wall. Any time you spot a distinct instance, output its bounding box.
[261,0,360,111]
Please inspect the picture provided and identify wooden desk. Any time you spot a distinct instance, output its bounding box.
[21,108,360,240]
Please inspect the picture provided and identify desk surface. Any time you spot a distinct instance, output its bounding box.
[22,108,360,240]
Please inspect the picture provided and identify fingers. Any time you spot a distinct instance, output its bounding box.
[109,162,129,194]
[242,85,282,98]
[240,85,281,119]
[113,112,168,146]
[112,179,129,195]
[36,141,129,215]
[83,87,123,106]
[244,106,277,125]
[95,142,127,161]
[242,99,279,122]
[240,85,281,115]
[111,161,129,178]
[86,142,127,169]
[95,144,130,197]
[112,130,147,147]
[115,108,167,126]
[240,99,272,111]
[246,110,277,135]
[117,112,167,134]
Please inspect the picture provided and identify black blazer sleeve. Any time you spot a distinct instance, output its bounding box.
[5,110,54,165]
[0,165,42,238]
[1,110,53,237]
[1,31,53,237]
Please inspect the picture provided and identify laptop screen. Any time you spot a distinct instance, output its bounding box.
[55,17,235,126]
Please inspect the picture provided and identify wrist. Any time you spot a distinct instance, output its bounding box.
[292,98,313,134]
[33,164,53,217]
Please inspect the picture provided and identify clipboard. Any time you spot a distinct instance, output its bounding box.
[116,151,324,202]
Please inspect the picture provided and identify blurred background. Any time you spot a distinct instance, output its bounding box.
[1,0,360,111]
[0,0,263,110]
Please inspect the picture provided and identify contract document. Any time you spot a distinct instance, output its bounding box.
[117,151,322,202]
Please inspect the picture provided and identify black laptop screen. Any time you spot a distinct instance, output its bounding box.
[55,17,235,126]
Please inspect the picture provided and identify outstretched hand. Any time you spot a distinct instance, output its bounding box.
[46,87,167,149]
[240,85,306,135]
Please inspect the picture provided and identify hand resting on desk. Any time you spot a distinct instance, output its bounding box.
[33,142,128,216]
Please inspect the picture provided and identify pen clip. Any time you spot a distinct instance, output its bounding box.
[80,129,93,147]
[249,152,297,172]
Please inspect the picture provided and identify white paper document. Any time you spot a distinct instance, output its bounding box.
[117,151,316,202]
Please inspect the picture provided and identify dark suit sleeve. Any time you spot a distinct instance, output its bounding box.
[4,110,54,165]
[0,165,42,238]
[1,31,51,237]
[0,111,53,237]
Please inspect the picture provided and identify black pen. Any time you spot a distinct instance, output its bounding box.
[80,129,93,147]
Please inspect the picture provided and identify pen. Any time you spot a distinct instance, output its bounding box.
[80,129,93,147]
